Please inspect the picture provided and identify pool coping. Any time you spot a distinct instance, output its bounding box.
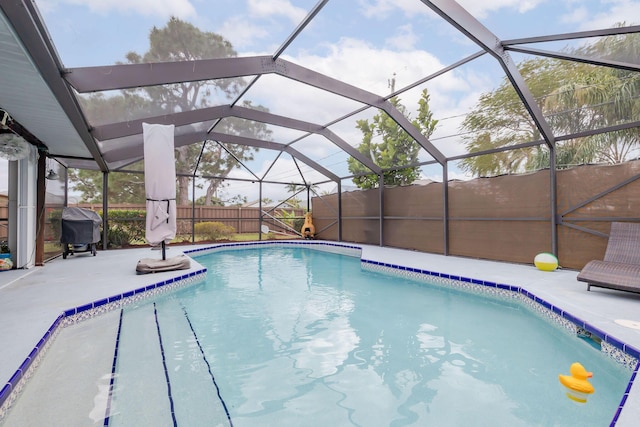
[1,240,638,425]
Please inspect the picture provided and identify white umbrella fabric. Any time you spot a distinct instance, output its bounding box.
[143,123,177,258]
[136,123,190,274]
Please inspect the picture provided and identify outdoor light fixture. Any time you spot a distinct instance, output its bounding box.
[45,169,59,180]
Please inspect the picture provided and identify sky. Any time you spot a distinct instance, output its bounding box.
[2,0,639,201]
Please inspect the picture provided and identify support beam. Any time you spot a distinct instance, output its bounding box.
[101,127,339,183]
[379,175,384,247]
[337,181,342,241]
[67,56,447,165]
[502,25,640,46]
[505,46,640,73]
[65,56,275,92]
[93,105,381,173]
[102,172,108,251]
[35,152,46,266]
[443,161,449,256]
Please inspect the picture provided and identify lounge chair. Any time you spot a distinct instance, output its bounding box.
[577,222,640,293]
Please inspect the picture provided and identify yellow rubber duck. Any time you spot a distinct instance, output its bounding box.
[559,362,594,403]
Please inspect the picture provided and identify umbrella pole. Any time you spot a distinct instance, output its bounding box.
[162,241,166,260]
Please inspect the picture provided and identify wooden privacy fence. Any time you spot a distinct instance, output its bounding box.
[0,205,7,241]
[44,204,305,239]
[312,160,640,270]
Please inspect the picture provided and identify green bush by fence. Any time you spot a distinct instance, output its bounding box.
[48,209,62,242]
[194,221,236,240]
[99,209,146,248]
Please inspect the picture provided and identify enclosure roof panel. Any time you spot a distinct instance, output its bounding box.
[0,0,638,184]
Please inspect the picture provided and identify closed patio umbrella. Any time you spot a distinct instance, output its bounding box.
[136,123,189,274]
[143,122,176,255]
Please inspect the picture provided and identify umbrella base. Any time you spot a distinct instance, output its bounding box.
[135,254,191,275]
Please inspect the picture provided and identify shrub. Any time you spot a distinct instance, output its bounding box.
[105,228,131,248]
[194,221,235,241]
[100,209,146,246]
[48,209,63,242]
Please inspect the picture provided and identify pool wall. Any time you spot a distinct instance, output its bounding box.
[1,240,639,426]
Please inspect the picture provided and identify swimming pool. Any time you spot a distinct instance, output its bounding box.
[3,244,634,426]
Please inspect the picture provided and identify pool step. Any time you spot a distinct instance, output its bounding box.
[107,299,230,426]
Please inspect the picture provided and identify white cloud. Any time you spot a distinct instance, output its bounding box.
[51,0,197,18]
[218,16,270,49]
[293,37,445,96]
[559,5,589,25]
[217,0,307,49]
[247,0,307,24]
[358,0,431,19]
[456,0,546,19]
[562,0,640,30]
[385,24,418,50]
[358,0,546,21]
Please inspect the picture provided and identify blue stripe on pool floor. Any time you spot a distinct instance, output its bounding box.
[103,309,123,426]
[181,305,233,427]
[154,303,178,427]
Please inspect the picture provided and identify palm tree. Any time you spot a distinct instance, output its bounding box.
[460,29,640,176]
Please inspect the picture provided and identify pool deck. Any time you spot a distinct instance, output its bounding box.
[1,241,640,425]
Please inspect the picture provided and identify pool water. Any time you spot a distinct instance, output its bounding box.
[107,247,630,426]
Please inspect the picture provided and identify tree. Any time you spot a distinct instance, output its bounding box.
[459,57,563,176]
[348,89,438,189]
[542,29,640,165]
[124,18,272,205]
[284,183,303,208]
[69,167,146,204]
[73,18,272,205]
[460,29,640,176]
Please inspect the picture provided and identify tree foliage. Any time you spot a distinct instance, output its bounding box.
[69,166,146,204]
[75,17,272,205]
[348,89,438,189]
[460,28,640,177]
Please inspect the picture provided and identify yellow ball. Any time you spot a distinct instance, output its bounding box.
[534,253,558,271]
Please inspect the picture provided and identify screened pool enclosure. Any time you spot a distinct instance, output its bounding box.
[0,0,639,268]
